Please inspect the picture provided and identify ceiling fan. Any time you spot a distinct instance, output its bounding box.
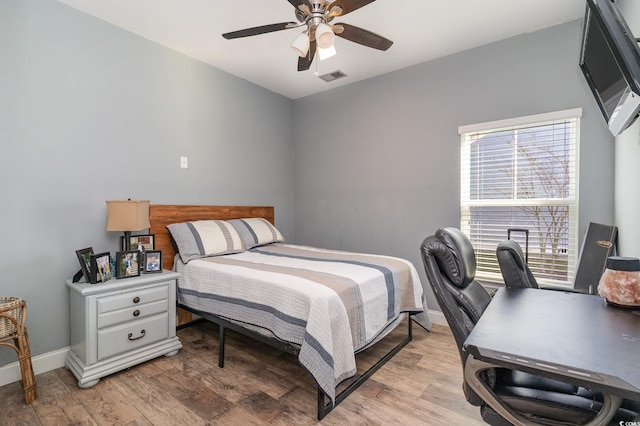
[222,0,393,72]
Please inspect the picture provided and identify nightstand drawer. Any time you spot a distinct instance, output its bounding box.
[97,285,168,314]
[97,313,169,361]
[98,299,168,329]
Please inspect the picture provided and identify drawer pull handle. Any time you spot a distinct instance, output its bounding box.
[128,329,146,341]
[133,297,140,304]
[133,310,140,317]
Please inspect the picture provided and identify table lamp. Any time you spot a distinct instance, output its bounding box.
[106,200,150,250]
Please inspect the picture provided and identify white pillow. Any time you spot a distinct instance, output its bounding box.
[228,218,284,249]
[166,220,244,263]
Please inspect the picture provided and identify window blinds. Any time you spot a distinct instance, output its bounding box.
[460,109,581,286]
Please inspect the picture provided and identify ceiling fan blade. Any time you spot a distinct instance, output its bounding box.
[328,0,376,16]
[222,22,296,39]
[298,39,317,71]
[287,0,311,8]
[334,23,392,51]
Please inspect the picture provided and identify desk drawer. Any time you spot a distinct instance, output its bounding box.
[97,285,168,314]
[97,313,169,361]
[98,299,168,329]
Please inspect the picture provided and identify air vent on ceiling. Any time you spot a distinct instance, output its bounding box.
[318,70,348,83]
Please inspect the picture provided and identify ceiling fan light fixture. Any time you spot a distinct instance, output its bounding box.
[221,0,393,72]
[318,44,337,61]
[315,22,335,49]
[290,32,310,57]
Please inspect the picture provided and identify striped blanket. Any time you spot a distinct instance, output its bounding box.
[175,244,431,402]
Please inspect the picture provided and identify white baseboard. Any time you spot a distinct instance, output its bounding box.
[0,311,448,388]
[0,347,69,387]
[428,309,447,327]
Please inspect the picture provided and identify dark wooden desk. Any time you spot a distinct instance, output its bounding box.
[464,288,640,425]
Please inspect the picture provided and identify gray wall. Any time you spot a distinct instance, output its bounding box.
[614,0,640,257]
[1,1,615,368]
[0,0,295,365]
[292,20,615,310]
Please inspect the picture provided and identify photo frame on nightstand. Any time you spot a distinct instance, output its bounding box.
[144,250,162,273]
[89,252,111,284]
[75,247,94,283]
[116,251,141,279]
[121,234,155,252]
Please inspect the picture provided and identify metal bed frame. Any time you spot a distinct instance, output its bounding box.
[177,303,415,420]
[148,205,419,419]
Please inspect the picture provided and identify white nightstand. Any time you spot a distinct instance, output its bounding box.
[65,270,182,388]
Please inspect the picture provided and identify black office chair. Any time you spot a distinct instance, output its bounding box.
[496,239,539,289]
[420,227,639,425]
[497,239,584,293]
[498,222,618,293]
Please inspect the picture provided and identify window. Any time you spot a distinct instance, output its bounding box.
[459,109,581,286]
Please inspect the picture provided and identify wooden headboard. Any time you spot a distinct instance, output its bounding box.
[149,205,275,325]
[149,204,275,271]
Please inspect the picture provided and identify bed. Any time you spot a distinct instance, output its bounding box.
[149,205,431,419]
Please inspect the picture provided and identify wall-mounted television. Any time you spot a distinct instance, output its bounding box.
[579,0,640,136]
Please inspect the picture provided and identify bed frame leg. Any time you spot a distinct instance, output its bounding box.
[177,304,416,420]
[316,317,414,420]
[218,324,225,368]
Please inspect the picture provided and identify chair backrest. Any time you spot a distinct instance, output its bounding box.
[420,227,492,406]
[496,239,539,289]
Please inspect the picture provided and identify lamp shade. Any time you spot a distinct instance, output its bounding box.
[315,23,335,49]
[291,32,310,57]
[106,200,150,232]
[318,44,337,61]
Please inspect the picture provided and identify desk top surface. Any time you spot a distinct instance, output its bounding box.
[464,288,640,399]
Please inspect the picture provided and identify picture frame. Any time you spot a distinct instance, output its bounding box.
[116,251,141,279]
[144,250,162,273]
[89,252,111,284]
[75,247,94,283]
[122,234,155,252]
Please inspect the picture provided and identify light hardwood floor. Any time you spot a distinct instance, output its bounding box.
[0,321,485,425]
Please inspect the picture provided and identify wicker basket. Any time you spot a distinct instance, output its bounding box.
[0,297,23,339]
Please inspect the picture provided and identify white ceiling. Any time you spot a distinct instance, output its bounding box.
[57,0,587,99]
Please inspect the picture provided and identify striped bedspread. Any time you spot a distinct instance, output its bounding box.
[175,243,431,402]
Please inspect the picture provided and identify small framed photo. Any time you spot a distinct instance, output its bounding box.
[122,234,155,252]
[90,252,112,284]
[144,250,162,273]
[116,251,141,279]
[75,247,94,283]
